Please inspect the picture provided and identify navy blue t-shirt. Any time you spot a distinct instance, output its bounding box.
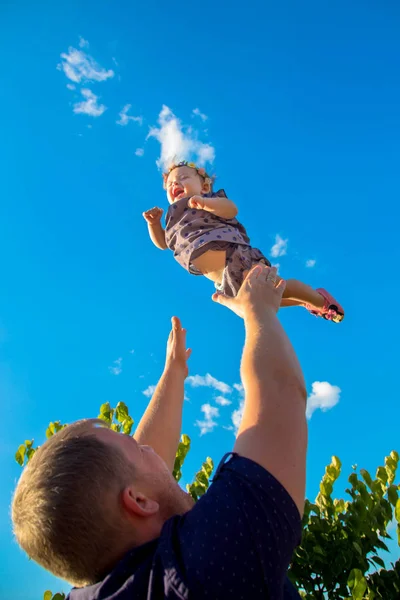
[68,454,302,599]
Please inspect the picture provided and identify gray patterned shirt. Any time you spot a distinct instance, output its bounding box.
[164,190,251,274]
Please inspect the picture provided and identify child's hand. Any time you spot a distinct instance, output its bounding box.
[188,195,206,210]
[143,207,164,224]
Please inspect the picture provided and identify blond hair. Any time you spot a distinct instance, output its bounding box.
[162,160,214,191]
[12,419,136,587]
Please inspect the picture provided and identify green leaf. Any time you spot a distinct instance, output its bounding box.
[196,471,209,487]
[110,423,120,432]
[52,594,66,600]
[122,416,134,435]
[395,498,400,523]
[348,568,367,599]
[26,448,36,462]
[360,469,373,489]
[390,450,399,462]
[43,591,52,600]
[376,466,388,486]
[314,545,325,556]
[388,485,398,507]
[98,402,113,424]
[371,556,385,569]
[15,444,26,466]
[349,473,358,488]
[353,542,362,556]
[115,401,129,422]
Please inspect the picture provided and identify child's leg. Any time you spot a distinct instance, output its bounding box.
[280,298,304,308]
[282,279,325,309]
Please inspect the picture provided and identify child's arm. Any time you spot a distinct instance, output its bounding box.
[188,195,238,219]
[143,207,167,250]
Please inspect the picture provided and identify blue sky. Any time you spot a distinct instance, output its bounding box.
[1,1,400,598]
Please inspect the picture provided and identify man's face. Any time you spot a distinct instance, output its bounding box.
[95,427,194,520]
[166,166,204,204]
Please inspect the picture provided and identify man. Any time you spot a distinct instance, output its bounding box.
[12,265,308,599]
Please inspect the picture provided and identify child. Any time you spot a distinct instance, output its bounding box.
[143,161,344,322]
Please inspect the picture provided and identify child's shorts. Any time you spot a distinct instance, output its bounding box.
[214,243,271,298]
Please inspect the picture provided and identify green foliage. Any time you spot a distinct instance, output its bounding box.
[43,592,65,600]
[98,401,134,434]
[15,439,36,466]
[186,456,214,501]
[45,421,67,439]
[173,434,191,482]
[289,451,400,599]
[16,406,399,599]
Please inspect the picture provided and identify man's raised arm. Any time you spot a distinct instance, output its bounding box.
[213,265,308,515]
[134,317,191,472]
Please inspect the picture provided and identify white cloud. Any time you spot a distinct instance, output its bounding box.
[272,263,280,271]
[306,381,341,419]
[195,403,219,436]
[231,400,244,434]
[306,259,316,268]
[193,108,208,122]
[143,384,156,398]
[135,148,144,157]
[270,234,288,258]
[215,396,232,406]
[147,105,215,170]
[233,383,244,394]
[116,104,143,126]
[109,357,122,376]
[187,373,232,395]
[73,88,106,117]
[79,36,89,49]
[58,46,114,84]
[66,83,76,90]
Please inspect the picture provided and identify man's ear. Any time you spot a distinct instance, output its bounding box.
[122,486,160,518]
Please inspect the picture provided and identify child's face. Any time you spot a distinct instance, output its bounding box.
[166,166,205,204]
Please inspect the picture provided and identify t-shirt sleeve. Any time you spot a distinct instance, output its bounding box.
[174,454,302,599]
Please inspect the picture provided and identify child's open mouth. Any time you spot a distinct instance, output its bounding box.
[172,187,184,200]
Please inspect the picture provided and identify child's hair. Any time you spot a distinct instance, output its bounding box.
[162,160,215,191]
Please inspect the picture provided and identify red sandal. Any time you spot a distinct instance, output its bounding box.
[306,288,344,323]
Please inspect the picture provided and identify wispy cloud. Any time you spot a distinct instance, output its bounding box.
[143,384,156,398]
[135,148,144,157]
[73,88,106,117]
[58,44,114,84]
[193,108,208,122]
[215,396,232,406]
[231,400,244,434]
[79,36,89,49]
[306,259,316,268]
[270,234,288,258]
[233,383,244,394]
[195,403,219,436]
[147,105,215,170]
[187,373,232,395]
[66,83,76,90]
[109,357,122,376]
[116,104,143,126]
[306,381,341,419]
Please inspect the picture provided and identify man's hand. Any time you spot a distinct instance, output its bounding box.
[165,317,192,377]
[188,195,207,210]
[143,207,164,225]
[212,265,286,319]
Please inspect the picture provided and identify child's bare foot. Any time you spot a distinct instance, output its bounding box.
[305,289,344,323]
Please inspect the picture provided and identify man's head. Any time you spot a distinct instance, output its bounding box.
[163,161,213,204]
[12,419,193,587]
